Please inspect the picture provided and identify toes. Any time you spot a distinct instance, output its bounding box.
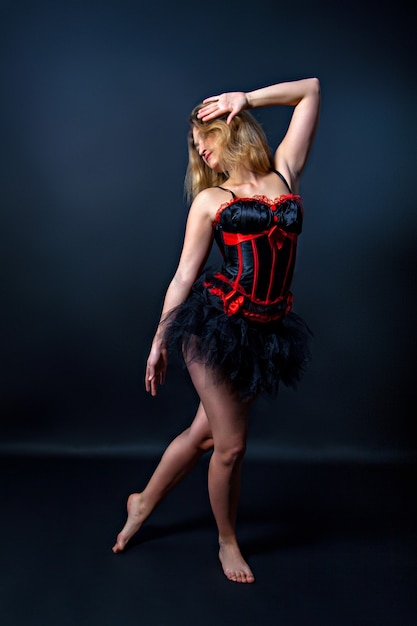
[219,546,255,583]
[112,537,126,553]
[226,569,254,583]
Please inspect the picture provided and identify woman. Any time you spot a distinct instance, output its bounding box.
[112,78,321,584]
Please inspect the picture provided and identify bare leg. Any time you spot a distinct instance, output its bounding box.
[112,402,213,553]
[187,360,255,584]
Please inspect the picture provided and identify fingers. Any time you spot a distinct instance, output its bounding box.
[145,367,165,396]
[159,369,166,386]
[198,94,227,122]
[226,110,237,125]
[146,371,158,396]
[198,109,233,124]
[202,95,220,104]
[145,366,153,393]
[197,104,220,122]
[198,92,245,125]
[150,375,159,397]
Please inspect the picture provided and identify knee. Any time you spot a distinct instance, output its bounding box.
[215,441,246,467]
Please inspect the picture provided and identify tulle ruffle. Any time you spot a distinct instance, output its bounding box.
[162,274,312,402]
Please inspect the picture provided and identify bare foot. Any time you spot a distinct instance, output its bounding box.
[218,541,255,583]
[112,493,146,553]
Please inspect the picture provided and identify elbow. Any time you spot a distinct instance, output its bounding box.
[307,77,321,96]
[172,268,196,291]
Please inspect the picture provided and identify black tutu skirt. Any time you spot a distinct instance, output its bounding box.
[162,274,312,402]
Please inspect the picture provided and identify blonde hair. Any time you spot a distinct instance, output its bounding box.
[184,104,274,202]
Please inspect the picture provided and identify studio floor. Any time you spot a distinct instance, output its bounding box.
[1,454,415,626]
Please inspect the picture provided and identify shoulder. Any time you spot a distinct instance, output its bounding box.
[190,187,232,221]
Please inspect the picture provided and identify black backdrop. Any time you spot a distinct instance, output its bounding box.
[1,0,416,462]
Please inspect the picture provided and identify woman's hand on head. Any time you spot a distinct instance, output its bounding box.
[198,91,248,125]
[145,344,168,397]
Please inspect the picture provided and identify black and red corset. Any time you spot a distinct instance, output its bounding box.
[205,195,303,322]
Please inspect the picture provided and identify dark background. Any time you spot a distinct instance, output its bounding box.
[1,0,416,462]
[1,3,416,626]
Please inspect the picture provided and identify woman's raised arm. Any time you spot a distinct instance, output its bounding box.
[198,78,321,191]
[250,78,321,188]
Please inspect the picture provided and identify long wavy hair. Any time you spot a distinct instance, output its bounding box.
[184,104,274,202]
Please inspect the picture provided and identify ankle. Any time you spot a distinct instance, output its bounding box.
[218,535,238,548]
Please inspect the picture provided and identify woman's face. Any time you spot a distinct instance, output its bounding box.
[192,127,224,172]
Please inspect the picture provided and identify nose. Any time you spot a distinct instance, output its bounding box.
[197,140,206,157]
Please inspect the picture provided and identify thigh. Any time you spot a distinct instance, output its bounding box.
[187,359,249,450]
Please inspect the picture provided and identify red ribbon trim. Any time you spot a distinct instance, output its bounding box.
[222,226,297,250]
[204,281,294,320]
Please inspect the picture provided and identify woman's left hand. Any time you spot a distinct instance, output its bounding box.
[197,91,248,125]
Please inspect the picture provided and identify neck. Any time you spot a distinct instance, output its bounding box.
[225,166,260,186]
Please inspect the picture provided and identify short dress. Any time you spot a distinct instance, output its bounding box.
[163,171,312,402]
